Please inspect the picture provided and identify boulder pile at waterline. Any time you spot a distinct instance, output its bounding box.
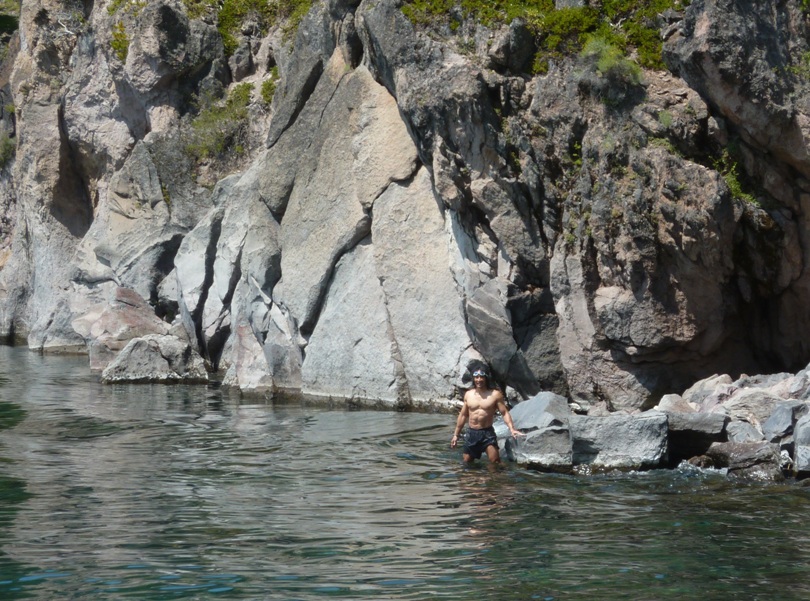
[496,366,810,482]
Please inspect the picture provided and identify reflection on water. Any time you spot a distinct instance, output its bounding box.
[2,345,810,600]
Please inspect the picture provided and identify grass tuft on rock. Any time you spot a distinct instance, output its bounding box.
[0,130,15,169]
[261,66,280,105]
[185,83,254,161]
[110,21,129,62]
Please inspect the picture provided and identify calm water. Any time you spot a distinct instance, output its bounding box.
[2,346,810,600]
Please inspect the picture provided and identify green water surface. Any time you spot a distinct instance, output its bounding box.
[1,345,809,600]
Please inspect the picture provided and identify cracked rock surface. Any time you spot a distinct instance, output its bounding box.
[3,0,810,411]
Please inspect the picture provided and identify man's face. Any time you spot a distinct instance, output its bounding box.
[473,374,486,389]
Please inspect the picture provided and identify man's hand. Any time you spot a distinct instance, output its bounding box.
[450,434,459,448]
[509,428,525,438]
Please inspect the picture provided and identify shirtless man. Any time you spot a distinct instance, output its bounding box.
[450,369,523,463]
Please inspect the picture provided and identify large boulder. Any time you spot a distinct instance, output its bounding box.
[507,426,573,471]
[569,412,669,470]
[508,391,571,430]
[101,334,208,383]
[711,388,784,429]
[72,287,170,370]
[726,420,765,443]
[681,373,734,408]
[499,391,573,469]
[654,393,697,413]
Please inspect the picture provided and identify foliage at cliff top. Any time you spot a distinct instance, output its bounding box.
[0,0,18,35]
[401,0,690,71]
[182,0,312,54]
[0,1,17,75]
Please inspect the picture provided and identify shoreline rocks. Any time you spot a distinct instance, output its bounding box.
[495,364,810,482]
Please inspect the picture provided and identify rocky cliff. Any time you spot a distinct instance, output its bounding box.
[1,0,810,413]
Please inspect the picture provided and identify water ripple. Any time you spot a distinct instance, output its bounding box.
[3,346,810,599]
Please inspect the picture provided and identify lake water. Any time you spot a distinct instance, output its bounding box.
[2,345,810,600]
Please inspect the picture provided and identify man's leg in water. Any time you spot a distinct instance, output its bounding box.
[485,444,500,463]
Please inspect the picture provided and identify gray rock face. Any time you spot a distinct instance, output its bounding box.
[272,58,418,333]
[762,401,809,444]
[712,389,784,429]
[726,420,765,443]
[508,426,573,470]
[301,242,402,404]
[665,0,810,371]
[655,394,696,413]
[3,0,810,417]
[509,391,571,430]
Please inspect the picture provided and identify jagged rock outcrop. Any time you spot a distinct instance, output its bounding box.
[2,0,810,413]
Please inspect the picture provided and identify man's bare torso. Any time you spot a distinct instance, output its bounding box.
[464,388,503,429]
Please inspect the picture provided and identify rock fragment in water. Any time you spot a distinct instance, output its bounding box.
[101,334,208,383]
[704,441,783,482]
[793,415,810,477]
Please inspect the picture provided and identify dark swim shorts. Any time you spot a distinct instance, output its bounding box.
[463,426,498,459]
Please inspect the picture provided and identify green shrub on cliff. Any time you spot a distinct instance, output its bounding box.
[0,5,17,36]
[182,0,312,54]
[186,83,254,160]
[400,0,689,72]
[715,147,758,206]
[107,0,146,16]
[110,21,129,62]
[581,35,642,87]
[261,66,280,105]
[0,0,19,64]
[0,130,14,169]
[217,0,276,55]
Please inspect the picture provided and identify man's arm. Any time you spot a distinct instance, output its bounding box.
[450,399,469,448]
[497,396,524,438]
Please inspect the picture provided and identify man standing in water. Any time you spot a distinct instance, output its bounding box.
[450,369,524,463]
